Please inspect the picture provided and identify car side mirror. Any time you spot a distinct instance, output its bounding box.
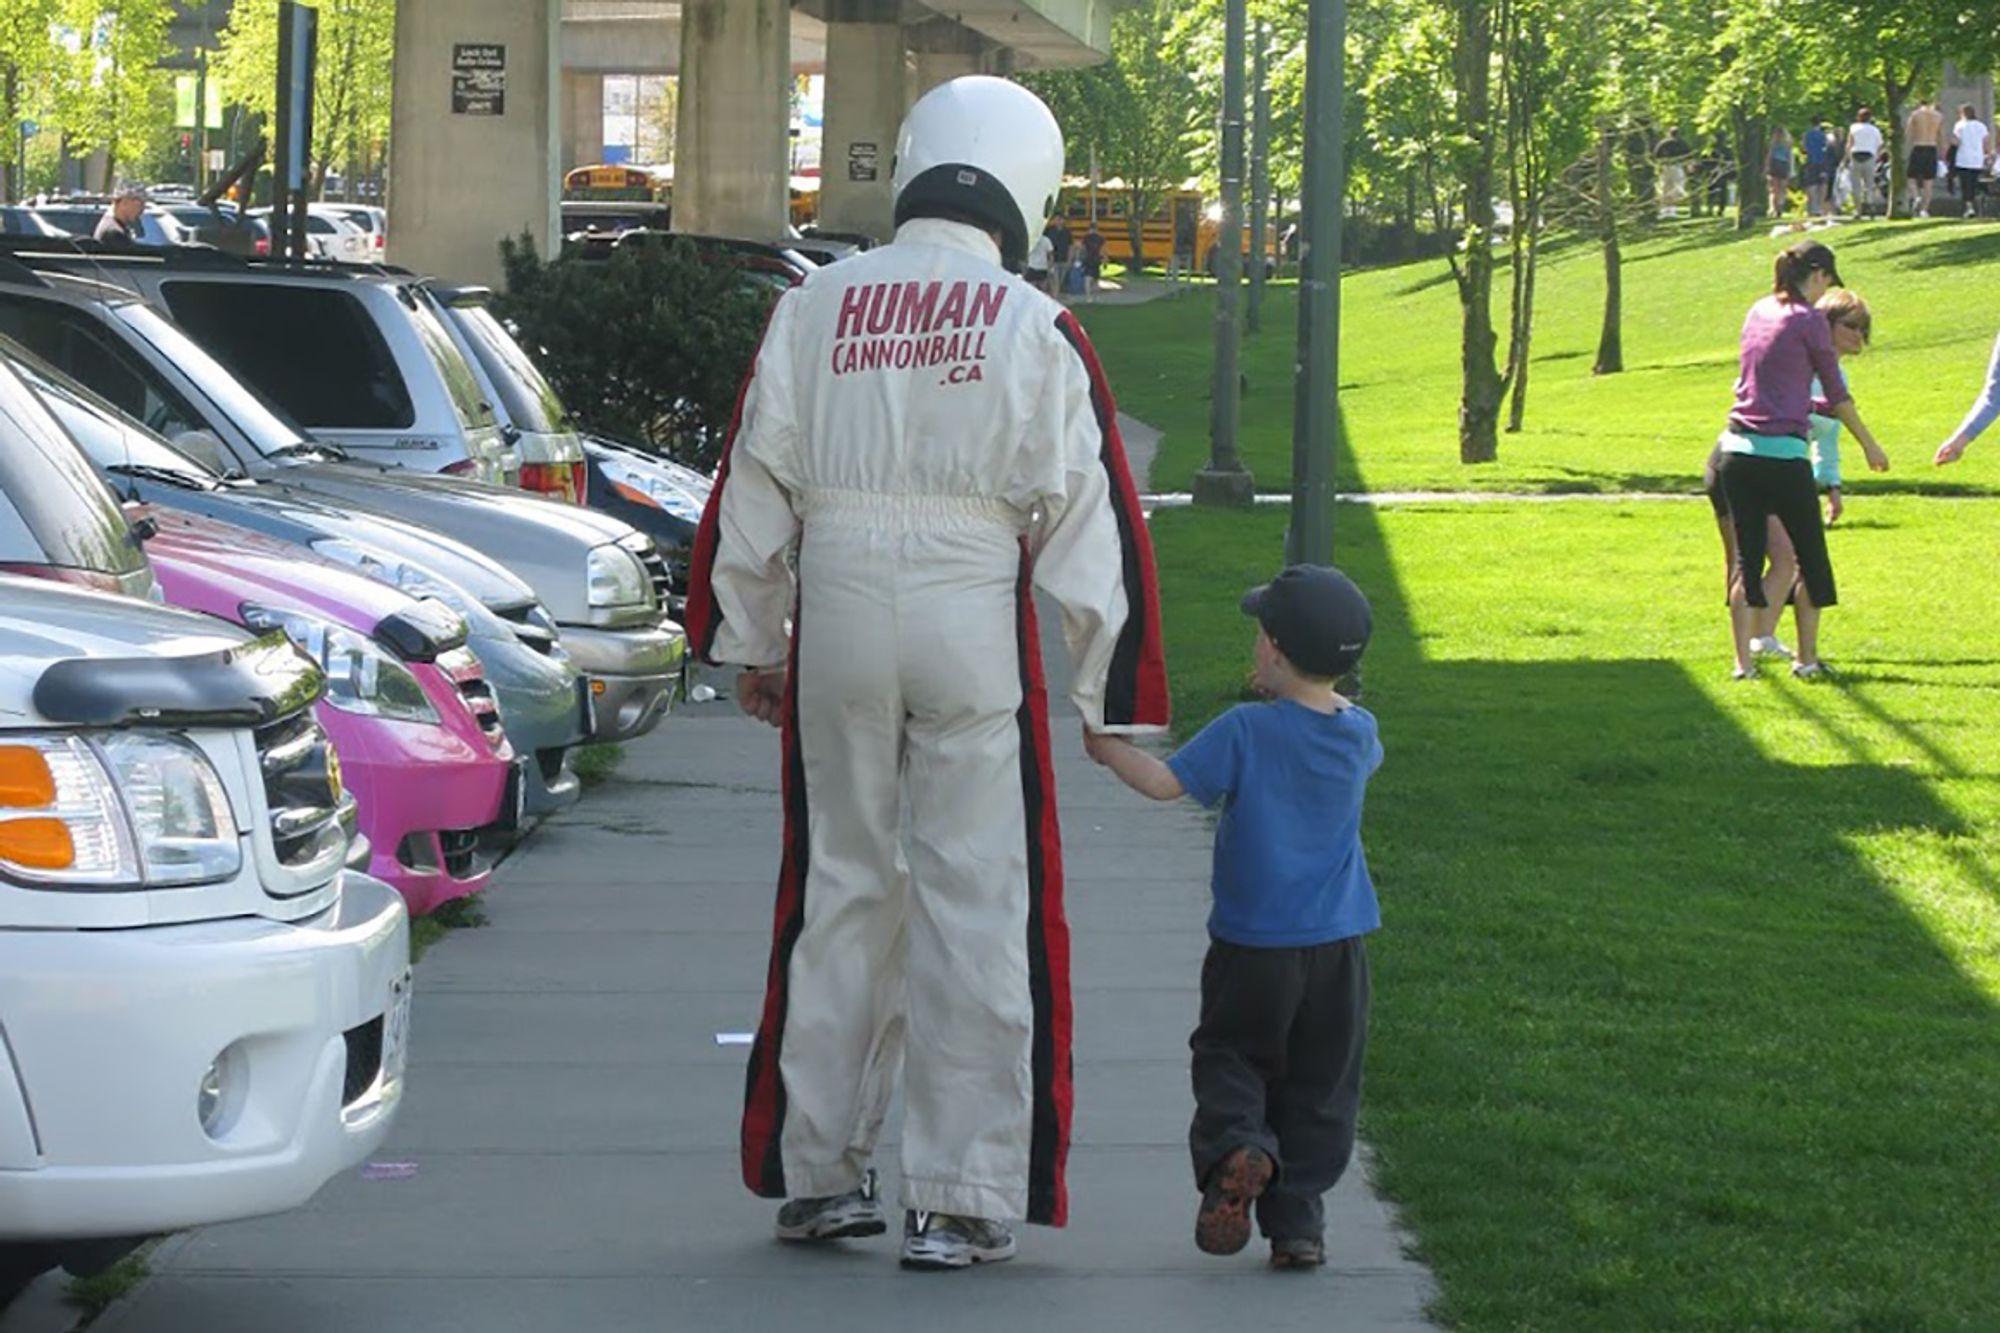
[127,515,159,547]
[171,429,229,475]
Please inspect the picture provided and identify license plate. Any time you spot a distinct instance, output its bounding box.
[382,972,414,1084]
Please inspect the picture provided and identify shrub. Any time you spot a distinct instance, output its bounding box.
[495,233,776,471]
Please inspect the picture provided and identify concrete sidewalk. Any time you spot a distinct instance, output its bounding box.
[91,676,1438,1332]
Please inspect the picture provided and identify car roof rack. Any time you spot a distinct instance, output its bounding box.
[0,236,416,281]
[0,252,50,289]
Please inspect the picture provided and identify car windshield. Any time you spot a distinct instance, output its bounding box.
[8,352,220,487]
[112,303,315,458]
[449,304,572,434]
[405,291,496,432]
[0,360,146,575]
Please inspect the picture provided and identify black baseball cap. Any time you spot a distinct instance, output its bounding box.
[1786,238,1843,287]
[1240,565,1372,678]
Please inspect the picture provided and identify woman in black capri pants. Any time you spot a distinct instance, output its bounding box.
[1713,240,1890,680]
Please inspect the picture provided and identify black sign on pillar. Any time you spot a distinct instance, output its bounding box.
[272,0,318,262]
[451,45,507,116]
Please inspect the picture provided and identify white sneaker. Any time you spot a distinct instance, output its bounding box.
[1749,635,1795,660]
[899,1210,1017,1270]
[775,1169,887,1242]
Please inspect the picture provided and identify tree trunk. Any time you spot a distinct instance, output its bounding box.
[1733,110,1767,229]
[1454,0,1501,464]
[1593,124,1623,376]
[1884,68,1915,218]
[1507,218,1539,431]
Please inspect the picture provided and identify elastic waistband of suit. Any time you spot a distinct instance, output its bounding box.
[796,486,1027,534]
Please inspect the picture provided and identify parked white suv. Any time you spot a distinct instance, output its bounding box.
[0,579,411,1290]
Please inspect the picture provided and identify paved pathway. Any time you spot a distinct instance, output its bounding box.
[81,642,1439,1332]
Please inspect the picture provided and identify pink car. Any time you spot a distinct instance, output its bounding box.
[138,504,516,916]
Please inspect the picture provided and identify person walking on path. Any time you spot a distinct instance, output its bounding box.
[1766,126,1795,217]
[1082,220,1107,300]
[1845,109,1884,217]
[686,75,1170,1273]
[1906,98,1944,217]
[1084,565,1379,1272]
[1950,104,1990,218]
[1026,227,1055,294]
[1802,117,1833,216]
[1171,207,1198,295]
[1714,240,1890,681]
[1933,324,2000,465]
[1044,218,1073,297]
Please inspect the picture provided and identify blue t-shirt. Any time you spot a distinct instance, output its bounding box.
[1804,127,1831,166]
[1166,700,1383,948]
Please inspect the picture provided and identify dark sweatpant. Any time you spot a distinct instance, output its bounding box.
[1189,936,1370,1241]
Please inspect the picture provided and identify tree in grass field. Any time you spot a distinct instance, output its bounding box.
[213,0,396,198]
[1018,0,1199,269]
[51,0,176,193]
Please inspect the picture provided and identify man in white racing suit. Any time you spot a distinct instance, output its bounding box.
[685,77,1170,1270]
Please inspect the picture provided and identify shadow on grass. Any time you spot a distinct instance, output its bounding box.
[1152,491,2000,1329]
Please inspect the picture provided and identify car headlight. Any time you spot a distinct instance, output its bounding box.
[0,733,240,889]
[587,543,649,608]
[242,604,440,725]
[310,537,480,622]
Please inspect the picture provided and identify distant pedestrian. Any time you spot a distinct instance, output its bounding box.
[1906,97,1944,216]
[93,186,147,247]
[1845,108,1884,216]
[1654,126,1692,218]
[1084,564,1379,1273]
[1950,104,1990,219]
[1082,220,1106,300]
[1171,208,1197,294]
[1802,117,1833,216]
[1766,126,1795,216]
[1705,131,1735,216]
[1046,217,1073,277]
[1713,239,1889,681]
[1026,228,1055,293]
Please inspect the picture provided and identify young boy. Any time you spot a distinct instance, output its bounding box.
[1083,565,1381,1270]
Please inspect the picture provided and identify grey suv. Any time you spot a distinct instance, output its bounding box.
[0,262,684,745]
[82,252,517,485]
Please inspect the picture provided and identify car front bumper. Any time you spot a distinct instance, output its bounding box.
[318,704,510,918]
[473,631,587,815]
[0,873,410,1241]
[560,620,687,743]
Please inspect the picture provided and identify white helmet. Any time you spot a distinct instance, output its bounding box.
[892,76,1065,267]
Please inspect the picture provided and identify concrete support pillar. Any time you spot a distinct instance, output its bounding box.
[819,3,903,240]
[562,70,605,174]
[907,50,981,109]
[674,0,789,240]
[388,0,559,285]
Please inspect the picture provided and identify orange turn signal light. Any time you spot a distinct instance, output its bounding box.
[0,747,55,809]
[591,680,607,696]
[0,817,75,871]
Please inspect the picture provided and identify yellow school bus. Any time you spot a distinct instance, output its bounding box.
[1052,178,1276,272]
[562,163,671,201]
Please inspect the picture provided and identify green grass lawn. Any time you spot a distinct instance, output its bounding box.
[1084,220,2000,498]
[1150,493,2000,1330]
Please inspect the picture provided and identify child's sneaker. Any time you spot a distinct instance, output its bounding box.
[1792,660,1836,682]
[774,1168,887,1242]
[1750,635,1795,660]
[1270,1236,1326,1270]
[1195,1145,1275,1255]
[899,1210,1017,1270]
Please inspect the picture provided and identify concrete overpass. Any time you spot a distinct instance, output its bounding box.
[389,0,1124,286]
